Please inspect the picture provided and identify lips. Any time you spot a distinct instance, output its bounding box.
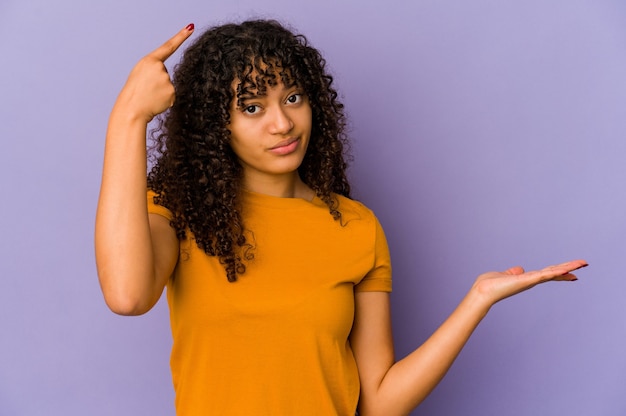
[268,137,300,155]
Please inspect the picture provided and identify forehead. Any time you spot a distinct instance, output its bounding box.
[240,56,297,84]
[232,61,298,105]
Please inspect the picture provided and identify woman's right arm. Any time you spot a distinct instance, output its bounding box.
[95,24,194,315]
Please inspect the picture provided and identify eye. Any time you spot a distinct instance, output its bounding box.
[286,93,302,104]
[242,104,261,115]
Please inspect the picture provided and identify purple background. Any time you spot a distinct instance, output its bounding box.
[1,0,624,414]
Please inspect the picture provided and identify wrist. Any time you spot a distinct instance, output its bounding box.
[112,88,158,124]
[110,103,153,126]
[462,285,494,319]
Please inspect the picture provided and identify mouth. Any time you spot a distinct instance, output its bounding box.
[268,137,300,155]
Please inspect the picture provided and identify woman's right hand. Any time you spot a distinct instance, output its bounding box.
[113,23,195,123]
[96,23,195,315]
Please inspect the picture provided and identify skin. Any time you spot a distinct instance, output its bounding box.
[95,25,588,416]
[228,81,315,200]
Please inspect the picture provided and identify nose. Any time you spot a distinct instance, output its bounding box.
[268,106,294,135]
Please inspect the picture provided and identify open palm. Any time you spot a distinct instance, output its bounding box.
[472,259,588,306]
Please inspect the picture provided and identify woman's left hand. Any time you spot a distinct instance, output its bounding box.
[472,259,588,308]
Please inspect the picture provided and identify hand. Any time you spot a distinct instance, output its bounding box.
[471,259,588,307]
[114,23,195,122]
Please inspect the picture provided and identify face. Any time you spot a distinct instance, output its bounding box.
[228,79,312,187]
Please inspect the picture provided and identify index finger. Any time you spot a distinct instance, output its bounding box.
[533,259,588,281]
[547,259,588,273]
[149,23,195,62]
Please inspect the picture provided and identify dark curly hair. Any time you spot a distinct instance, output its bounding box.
[148,19,351,282]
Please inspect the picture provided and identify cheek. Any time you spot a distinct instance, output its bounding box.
[227,120,256,149]
[228,137,246,157]
[297,106,313,132]
[228,134,261,162]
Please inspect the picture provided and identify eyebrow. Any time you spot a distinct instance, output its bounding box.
[234,94,261,110]
[235,86,304,108]
[238,93,263,101]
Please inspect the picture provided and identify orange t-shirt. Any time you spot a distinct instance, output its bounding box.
[148,189,392,415]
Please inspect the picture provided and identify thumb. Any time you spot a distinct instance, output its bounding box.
[504,266,525,275]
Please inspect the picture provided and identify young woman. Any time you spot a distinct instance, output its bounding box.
[95,20,587,415]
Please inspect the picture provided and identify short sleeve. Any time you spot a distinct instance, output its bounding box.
[147,190,174,221]
[355,217,392,292]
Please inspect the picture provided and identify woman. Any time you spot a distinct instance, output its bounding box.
[95,20,587,415]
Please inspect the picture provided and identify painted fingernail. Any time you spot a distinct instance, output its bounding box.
[186,23,194,31]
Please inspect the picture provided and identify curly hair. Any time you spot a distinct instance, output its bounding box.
[148,19,351,282]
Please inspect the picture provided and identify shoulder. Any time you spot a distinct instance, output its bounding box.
[334,194,379,226]
[335,194,376,217]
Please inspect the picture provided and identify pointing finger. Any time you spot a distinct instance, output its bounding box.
[149,23,195,62]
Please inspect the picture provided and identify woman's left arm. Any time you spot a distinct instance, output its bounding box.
[350,259,588,416]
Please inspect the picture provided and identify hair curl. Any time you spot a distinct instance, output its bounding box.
[148,19,351,282]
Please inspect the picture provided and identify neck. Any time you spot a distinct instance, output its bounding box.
[242,172,314,201]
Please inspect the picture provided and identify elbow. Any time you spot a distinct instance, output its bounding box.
[98,275,155,316]
[104,295,152,316]
[97,264,158,316]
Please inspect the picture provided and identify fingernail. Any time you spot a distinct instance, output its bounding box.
[572,277,578,281]
[186,23,194,31]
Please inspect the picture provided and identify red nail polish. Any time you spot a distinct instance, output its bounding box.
[186,23,194,31]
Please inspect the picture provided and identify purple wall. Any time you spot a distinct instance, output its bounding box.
[1,0,624,414]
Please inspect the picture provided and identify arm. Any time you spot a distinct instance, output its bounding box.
[351,260,588,416]
[94,24,194,315]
